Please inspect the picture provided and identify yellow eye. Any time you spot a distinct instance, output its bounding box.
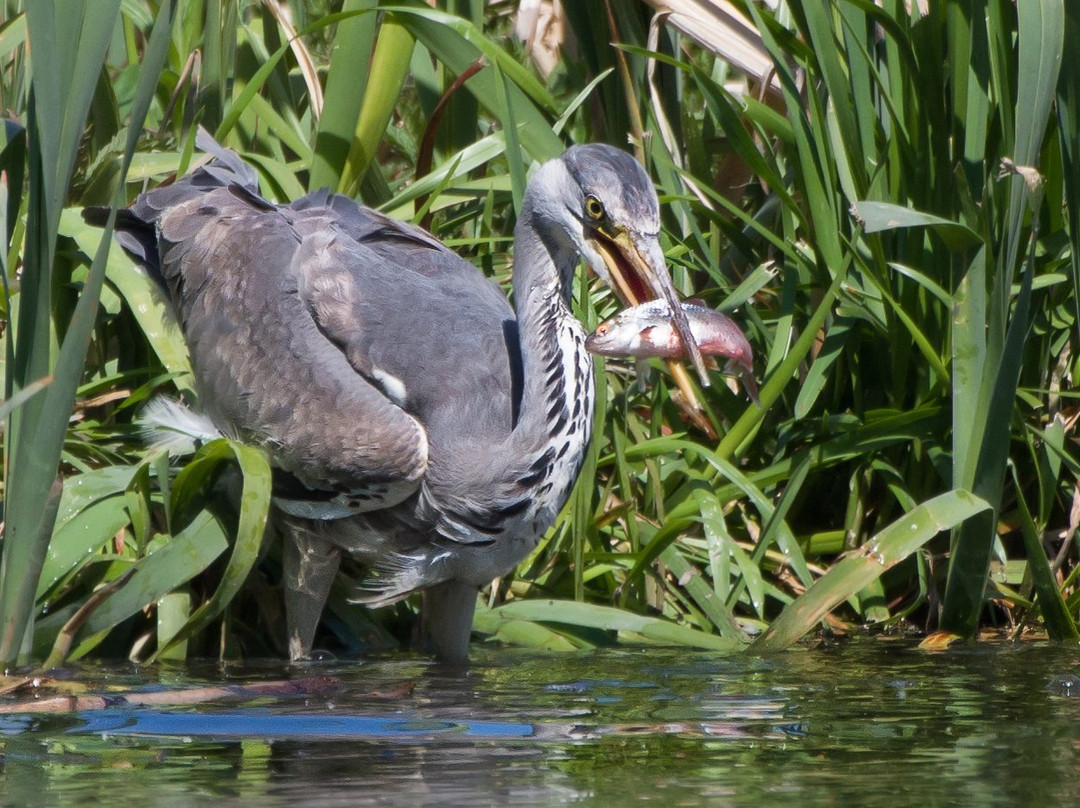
[584,195,606,221]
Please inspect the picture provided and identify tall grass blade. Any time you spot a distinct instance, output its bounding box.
[0,119,25,270]
[200,0,225,127]
[0,375,50,421]
[491,63,526,213]
[852,201,981,251]
[309,0,378,191]
[1010,465,1078,641]
[338,17,414,198]
[1057,4,1080,341]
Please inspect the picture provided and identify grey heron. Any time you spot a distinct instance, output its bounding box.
[93,135,741,663]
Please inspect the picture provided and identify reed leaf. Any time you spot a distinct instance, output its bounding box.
[150,439,271,661]
[491,599,743,652]
[1009,464,1078,641]
[753,490,992,652]
[337,18,415,198]
[309,0,379,191]
[68,511,230,662]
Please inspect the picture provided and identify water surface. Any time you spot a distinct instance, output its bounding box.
[2,639,1079,806]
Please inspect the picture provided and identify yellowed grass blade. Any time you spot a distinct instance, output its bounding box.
[639,0,777,91]
[263,0,324,120]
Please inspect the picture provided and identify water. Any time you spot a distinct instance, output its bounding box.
[2,639,1079,806]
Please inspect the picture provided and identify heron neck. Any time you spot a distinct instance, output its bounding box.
[510,204,593,455]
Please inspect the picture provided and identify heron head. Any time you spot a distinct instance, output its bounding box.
[525,144,707,382]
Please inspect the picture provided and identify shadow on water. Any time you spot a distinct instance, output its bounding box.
[2,639,1080,806]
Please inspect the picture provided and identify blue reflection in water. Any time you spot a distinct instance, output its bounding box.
[75,709,537,740]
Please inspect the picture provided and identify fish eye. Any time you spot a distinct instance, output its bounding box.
[584,195,606,222]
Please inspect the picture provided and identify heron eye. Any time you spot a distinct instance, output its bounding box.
[584,195,606,221]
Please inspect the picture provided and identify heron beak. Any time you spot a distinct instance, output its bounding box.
[590,228,710,386]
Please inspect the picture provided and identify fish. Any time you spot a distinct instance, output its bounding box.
[586,300,758,402]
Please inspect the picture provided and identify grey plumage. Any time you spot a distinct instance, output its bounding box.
[93,132,699,663]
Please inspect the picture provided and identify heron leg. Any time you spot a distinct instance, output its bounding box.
[281,518,341,660]
[418,580,478,664]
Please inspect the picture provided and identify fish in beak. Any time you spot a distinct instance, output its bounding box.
[587,226,711,387]
[586,300,758,403]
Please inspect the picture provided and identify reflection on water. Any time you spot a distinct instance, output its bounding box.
[2,640,1080,806]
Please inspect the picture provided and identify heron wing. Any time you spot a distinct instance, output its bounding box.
[155,187,429,509]
[285,200,533,546]
[286,199,520,447]
[159,182,526,545]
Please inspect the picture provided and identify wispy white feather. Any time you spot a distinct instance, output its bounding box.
[139,396,222,454]
[349,550,436,607]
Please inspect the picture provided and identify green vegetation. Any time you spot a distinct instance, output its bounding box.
[1,0,1077,667]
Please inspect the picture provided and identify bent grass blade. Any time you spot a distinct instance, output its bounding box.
[752,490,992,652]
